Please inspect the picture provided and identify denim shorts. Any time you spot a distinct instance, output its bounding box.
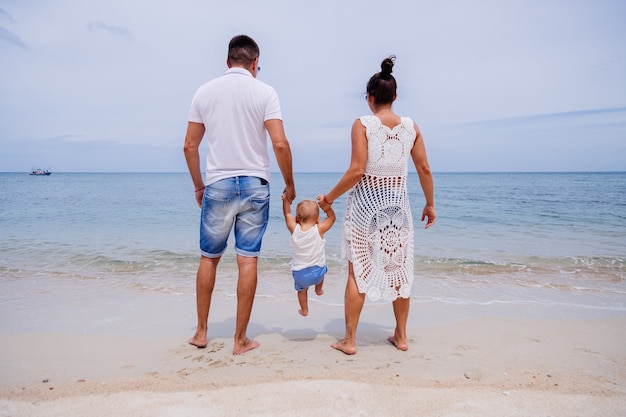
[292,265,328,291]
[199,176,270,258]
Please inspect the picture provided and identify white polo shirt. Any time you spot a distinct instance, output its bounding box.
[188,67,282,185]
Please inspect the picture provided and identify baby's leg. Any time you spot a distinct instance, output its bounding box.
[315,277,324,296]
[297,289,309,316]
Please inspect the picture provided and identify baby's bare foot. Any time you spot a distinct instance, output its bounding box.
[298,308,308,316]
[315,283,324,296]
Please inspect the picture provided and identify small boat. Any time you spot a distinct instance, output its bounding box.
[30,168,52,176]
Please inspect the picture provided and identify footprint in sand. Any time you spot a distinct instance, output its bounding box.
[208,358,231,368]
[456,344,473,351]
[207,342,225,353]
[576,347,601,356]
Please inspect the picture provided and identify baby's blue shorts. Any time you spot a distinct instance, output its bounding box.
[292,265,327,291]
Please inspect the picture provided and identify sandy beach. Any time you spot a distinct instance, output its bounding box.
[1,292,624,417]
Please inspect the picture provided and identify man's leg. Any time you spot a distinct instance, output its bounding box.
[188,255,220,348]
[231,176,269,354]
[233,254,260,354]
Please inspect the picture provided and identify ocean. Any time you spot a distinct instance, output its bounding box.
[1,172,625,336]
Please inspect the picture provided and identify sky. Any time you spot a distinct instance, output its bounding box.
[1,0,625,173]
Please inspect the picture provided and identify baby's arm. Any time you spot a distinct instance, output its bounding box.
[317,205,336,237]
[282,194,297,234]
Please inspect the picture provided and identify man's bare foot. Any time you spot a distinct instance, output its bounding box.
[331,340,356,355]
[233,338,260,355]
[188,335,207,349]
[387,336,408,351]
[298,308,308,316]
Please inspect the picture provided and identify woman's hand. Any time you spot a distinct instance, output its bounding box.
[422,205,436,229]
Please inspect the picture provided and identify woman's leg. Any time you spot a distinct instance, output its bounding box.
[331,262,365,355]
[388,296,410,351]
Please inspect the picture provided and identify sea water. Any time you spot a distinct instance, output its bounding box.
[1,172,625,335]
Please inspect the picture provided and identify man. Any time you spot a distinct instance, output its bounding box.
[183,34,295,355]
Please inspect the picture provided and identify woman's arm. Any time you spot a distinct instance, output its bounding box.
[410,122,436,228]
[318,119,368,211]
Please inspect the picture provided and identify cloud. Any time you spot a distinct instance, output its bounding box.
[46,134,93,143]
[426,106,626,172]
[454,106,626,131]
[0,26,26,49]
[1,0,624,173]
[0,7,25,49]
[87,21,132,38]
[0,7,17,23]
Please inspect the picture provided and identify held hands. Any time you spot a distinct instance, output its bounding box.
[316,194,332,213]
[281,192,291,205]
[281,192,291,214]
[283,185,296,205]
[422,205,436,229]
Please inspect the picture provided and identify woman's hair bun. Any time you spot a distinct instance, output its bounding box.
[380,55,396,79]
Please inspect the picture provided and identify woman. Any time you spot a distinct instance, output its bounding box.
[318,55,436,355]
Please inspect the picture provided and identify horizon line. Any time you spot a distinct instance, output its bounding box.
[3,170,625,175]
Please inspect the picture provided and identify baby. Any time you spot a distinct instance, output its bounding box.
[282,196,336,316]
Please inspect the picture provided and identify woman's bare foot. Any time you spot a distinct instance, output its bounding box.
[188,334,207,349]
[387,336,408,351]
[331,340,357,355]
[298,308,308,316]
[233,338,260,355]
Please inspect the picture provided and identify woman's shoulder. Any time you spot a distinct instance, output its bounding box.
[358,114,379,128]
[400,116,418,133]
[359,114,377,122]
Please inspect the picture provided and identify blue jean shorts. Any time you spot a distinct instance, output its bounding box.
[292,265,328,291]
[199,176,270,258]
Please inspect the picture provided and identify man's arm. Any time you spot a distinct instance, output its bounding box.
[183,121,206,208]
[264,119,295,204]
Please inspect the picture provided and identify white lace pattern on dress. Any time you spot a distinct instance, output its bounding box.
[341,115,416,301]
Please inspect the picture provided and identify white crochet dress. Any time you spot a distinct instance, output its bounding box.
[341,115,416,301]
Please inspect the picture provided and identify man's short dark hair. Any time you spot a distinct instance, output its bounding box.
[228,35,260,67]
